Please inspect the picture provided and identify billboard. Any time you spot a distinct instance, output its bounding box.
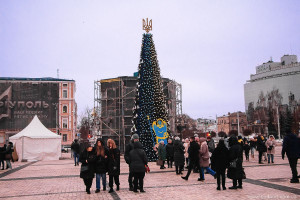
[0,82,59,130]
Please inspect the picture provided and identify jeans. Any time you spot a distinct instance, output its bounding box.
[250,147,255,156]
[267,154,274,163]
[200,167,216,180]
[6,160,12,169]
[128,171,134,188]
[96,173,106,189]
[73,152,79,165]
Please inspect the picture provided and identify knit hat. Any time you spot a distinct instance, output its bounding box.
[131,134,139,140]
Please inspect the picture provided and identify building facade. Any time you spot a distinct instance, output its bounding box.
[217,112,247,135]
[244,55,300,135]
[0,77,77,146]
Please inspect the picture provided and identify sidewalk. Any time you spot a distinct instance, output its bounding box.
[0,146,299,200]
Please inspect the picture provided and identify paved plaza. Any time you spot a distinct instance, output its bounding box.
[0,146,299,200]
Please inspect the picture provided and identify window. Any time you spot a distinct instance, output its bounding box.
[63,134,67,142]
[63,90,68,98]
[63,106,68,113]
[63,83,68,87]
[62,118,68,129]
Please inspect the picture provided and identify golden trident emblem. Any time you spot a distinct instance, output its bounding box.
[143,18,152,33]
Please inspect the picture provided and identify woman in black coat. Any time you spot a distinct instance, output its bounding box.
[227,136,244,189]
[79,144,96,194]
[166,139,174,168]
[129,141,148,193]
[107,139,120,193]
[94,138,109,192]
[211,139,229,190]
[173,137,185,175]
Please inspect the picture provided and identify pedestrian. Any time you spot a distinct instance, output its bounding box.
[0,144,5,170]
[243,140,250,161]
[157,141,166,169]
[94,138,108,193]
[266,135,276,164]
[249,136,257,159]
[227,136,244,189]
[199,137,216,181]
[282,131,300,183]
[4,142,13,170]
[107,139,120,193]
[71,139,80,166]
[257,134,267,164]
[124,133,139,191]
[183,138,190,168]
[211,139,229,190]
[166,139,174,168]
[79,143,96,194]
[173,137,185,175]
[207,136,215,154]
[129,140,148,193]
[181,136,203,181]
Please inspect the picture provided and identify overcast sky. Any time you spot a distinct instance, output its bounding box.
[1,0,300,119]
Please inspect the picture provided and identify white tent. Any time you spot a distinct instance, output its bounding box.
[9,115,61,161]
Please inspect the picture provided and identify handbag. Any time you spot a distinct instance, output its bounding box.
[145,165,150,173]
[156,159,163,166]
[268,146,273,151]
[5,154,12,160]
[229,158,238,168]
[80,165,89,173]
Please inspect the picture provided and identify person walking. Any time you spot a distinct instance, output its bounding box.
[157,141,166,169]
[266,135,276,164]
[173,137,185,175]
[94,138,108,193]
[79,143,96,194]
[249,136,257,159]
[183,138,190,168]
[71,139,80,166]
[4,142,13,170]
[0,144,5,170]
[124,134,140,191]
[166,139,174,168]
[107,139,120,193]
[243,140,250,161]
[128,141,148,193]
[257,134,267,164]
[227,136,244,189]
[181,136,203,181]
[211,139,229,190]
[199,137,216,181]
[282,132,300,183]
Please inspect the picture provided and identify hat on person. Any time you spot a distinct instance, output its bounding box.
[131,134,139,140]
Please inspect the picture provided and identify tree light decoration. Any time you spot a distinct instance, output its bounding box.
[132,33,170,161]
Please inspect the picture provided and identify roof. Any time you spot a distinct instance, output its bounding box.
[0,77,74,82]
[9,115,61,139]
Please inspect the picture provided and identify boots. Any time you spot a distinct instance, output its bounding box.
[116,185,120,191]
[109,188,114,193]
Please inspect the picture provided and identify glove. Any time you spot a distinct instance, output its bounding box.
[282,154,284,160]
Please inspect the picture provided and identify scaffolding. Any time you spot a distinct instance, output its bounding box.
[93,76,182,152]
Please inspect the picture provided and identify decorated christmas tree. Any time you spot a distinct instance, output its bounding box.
[132,19,170,161]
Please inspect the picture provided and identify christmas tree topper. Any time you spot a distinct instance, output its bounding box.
[143,18,152,33]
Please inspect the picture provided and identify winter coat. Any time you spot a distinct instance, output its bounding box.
[243,143,250,154]
[265,139,276,155]
[282,133,300,158]
[71,141,80,154]
[107,148,120,176]
[124,141,134,164]
[173,140,185,166]
[94,139,109,174]
[207,139,215,153]
[199,139,210,167]
[129,142,148,173]
[211,144,229,172]
[256,136,267,152]
[249,139,257,148]
[188,141,200,163]
[227,137,244,180]
[158,144,166,160]
[166,143,174,159]
[0,146,6,160]
[183,142,189,158]
[4,144,13,160]
[79,149,96,179]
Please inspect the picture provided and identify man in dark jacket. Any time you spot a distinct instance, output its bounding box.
[282,132,300,183]
[181,136,203,181]
[129,141,148,193]
[207,136,215,154]
[166,139,174,168]
[71,139,80,166]
[125,134,140,191]
[257,134,267,164]
[0,145,6,170]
